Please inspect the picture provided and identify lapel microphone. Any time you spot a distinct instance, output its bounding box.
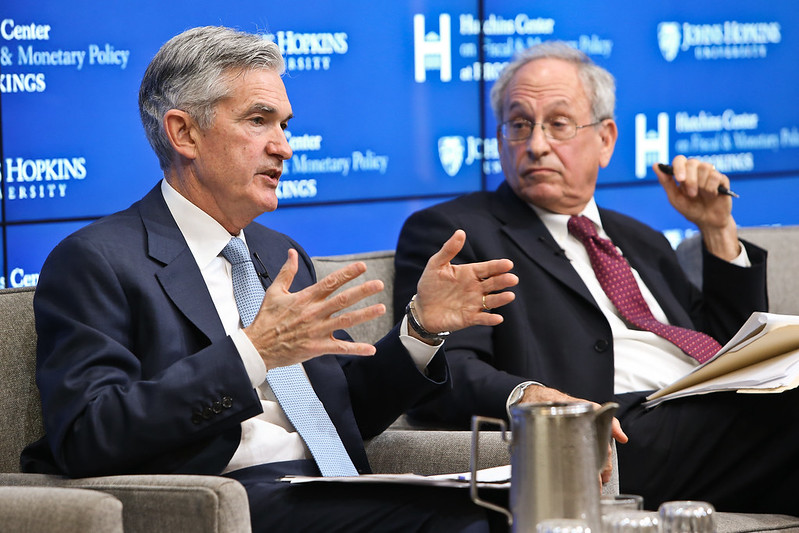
[251,252,273,283]
[538,236,568,260]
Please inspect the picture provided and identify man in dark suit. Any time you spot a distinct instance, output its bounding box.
[394,42,799,515]
[22,26,519,532]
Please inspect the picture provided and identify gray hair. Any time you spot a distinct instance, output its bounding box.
[490,41,616,124]
[139,26,285,171]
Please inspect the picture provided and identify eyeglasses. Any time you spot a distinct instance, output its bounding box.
[499,117,604,142]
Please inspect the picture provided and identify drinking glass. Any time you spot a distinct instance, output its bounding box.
[601,510,659,533]
[536,518,593,533]
[658,500,716,533]
[601,494,645,513]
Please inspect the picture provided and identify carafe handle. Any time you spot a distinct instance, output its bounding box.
[593,402,619,472]
[470,415,512,525]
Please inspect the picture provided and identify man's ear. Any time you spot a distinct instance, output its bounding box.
[598,119,618,168]
[163,109,199,160]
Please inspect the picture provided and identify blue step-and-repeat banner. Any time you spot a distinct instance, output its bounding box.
[2,1,798,287]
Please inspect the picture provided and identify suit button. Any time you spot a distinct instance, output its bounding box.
[202,406,214,419]
[221,396,233,409]
[191,413,203,425]
[594,339,609,352]
[212,401,223,414]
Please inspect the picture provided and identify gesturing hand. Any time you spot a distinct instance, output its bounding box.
[244,249,386,370]
[412,229,518,335]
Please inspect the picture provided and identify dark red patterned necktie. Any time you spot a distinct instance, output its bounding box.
[568,215,721,364]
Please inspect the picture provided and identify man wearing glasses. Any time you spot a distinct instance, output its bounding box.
[393,42,799,515]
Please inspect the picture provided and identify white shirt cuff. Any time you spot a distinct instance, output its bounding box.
[506,381,544,417]
[729,240,751,267]
[231,329,267,388]
[399,314,442,371]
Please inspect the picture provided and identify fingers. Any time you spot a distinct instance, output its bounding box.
[601,418,626,485]
[479,290,516,314]
[325,337,379,357]
[479,271,519,295]
[315,277,384,318]
[467,306,509,326]
[470,258,516,282]
[611,417,628,444]
[653,162,677,190]
[663,157,729,199]
[325,300,386,336]
[601,444,614,484]
[314,261,368,299]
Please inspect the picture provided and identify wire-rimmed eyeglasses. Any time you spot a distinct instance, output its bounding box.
[499,116,605,142]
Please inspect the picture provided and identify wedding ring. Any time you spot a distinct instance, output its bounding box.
[482,295,490,311]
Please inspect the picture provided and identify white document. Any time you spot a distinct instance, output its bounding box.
[281,465,511,489]
[644,312,799,408]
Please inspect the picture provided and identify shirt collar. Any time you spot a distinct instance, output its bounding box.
[160,179,245,269]
[529,197,603,243]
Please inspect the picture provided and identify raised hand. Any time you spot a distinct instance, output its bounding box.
[654,156,741,261]
[244,249,386,369]
[412,229,518,336]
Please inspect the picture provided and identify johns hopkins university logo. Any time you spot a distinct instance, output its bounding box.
[658,22,681,62]
[438,136,465,176]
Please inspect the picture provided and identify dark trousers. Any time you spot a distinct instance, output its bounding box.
[225,460,508,532]
[616,389,799,514]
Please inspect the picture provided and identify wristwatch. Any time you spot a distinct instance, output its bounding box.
[506,381,545,416]
[405,294,450,342]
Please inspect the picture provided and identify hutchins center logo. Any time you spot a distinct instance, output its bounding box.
[0,156,86,200]
[658,20,781,61]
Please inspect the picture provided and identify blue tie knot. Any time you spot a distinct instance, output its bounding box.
[221,237,251,265]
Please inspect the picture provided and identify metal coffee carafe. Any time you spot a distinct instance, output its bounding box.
[471,401,618,532]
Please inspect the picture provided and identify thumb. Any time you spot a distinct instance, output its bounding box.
[428,229,466,268]
[269,248,299,293]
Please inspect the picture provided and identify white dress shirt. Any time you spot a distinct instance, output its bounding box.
[530,199,750,394]
[160,180,439,473]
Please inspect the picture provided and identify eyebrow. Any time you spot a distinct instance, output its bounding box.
[507,98,573,115]
[245,103,294,123]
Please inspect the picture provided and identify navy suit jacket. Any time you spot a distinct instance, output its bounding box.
[393,182,768,426]
[23,184,447,477]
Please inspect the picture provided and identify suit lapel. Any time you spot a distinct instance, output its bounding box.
[492,183,598,307]
[138,185,227,341]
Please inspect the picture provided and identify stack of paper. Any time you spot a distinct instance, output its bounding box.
[644,312,799,408]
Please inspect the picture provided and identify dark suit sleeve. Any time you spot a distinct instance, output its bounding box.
[394,207,525,427]
[697,240,768,343]
[32,235,262,478]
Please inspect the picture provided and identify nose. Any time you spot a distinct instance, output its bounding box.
[269,127,293,161]
[526,122,551,159]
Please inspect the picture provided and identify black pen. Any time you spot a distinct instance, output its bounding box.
[657,163,739,198]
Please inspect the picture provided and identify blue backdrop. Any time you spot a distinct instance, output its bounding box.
[2,0,798,287]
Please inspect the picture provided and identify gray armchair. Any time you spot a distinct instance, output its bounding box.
[0,286,252,533]
[0,254,512,532]
[0,485,123,533]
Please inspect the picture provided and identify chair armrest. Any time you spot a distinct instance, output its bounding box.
[0,473,251,533]
[0,485,123,533]
[366,429,508,475]
[365,429,619,496]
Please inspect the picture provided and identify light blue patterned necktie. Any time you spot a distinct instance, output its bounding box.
[221,237,359,477]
